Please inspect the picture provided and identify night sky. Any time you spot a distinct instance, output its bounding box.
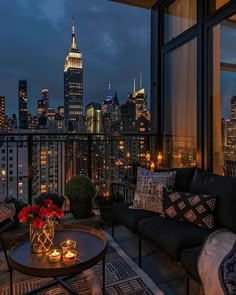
[0,0,150,116]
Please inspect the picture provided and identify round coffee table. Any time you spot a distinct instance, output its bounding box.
[8,225,107,295]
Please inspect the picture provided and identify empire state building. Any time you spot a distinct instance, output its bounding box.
[64,18,83,131]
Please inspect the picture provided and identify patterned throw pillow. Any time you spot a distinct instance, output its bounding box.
[0,202,16,222]
[132,184,166,213]
[163,191,216,229]
[132,167,176,213]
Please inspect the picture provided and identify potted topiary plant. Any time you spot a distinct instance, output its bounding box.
[66,175,96,219]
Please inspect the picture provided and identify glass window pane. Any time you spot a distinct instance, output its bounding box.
[163,38,197,168]
[210,0,230,12]
[164,0,197,43]
[212,15,236,175]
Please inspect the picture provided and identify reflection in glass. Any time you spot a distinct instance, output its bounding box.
[164,0,197,43]
[163,38,197,168]
[212,16,236,175]
[210,0,230,12]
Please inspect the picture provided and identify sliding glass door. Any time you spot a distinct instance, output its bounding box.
[211,15,236,174]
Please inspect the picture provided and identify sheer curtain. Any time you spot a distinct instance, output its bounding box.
[165,0,196,43]
[212,25,223,175]
[163,38,197,167]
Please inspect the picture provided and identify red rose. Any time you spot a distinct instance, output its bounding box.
[18,210,28,222]
[44,199,53,206]
[40,206,54,218]
[51,204,58,210]
[32,217,44,229]
[31,204,40,214]
[55,208,64,219]
[18,206,31,223]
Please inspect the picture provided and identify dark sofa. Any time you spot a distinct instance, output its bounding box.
[112,167,236,292]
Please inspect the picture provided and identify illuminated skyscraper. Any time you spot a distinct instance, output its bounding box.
[64,18,83,131]
[19,80,28,129]
[41,88,49,113]
[86,102,102,133]
[0,96,5,130]
[231,96,236,121]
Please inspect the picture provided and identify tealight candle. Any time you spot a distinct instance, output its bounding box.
[63,250,77,265]
[60,240,76,253]
[150,161,155,171]
[48,248,62,263]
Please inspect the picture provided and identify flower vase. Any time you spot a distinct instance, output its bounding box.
[30,222,54,254]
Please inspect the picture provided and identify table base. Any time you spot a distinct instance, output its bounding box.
[10,257,106,295]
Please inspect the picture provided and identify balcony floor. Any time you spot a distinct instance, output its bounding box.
[1,214,201,295]
[105,224,200,295]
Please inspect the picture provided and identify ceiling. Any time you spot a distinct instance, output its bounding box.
[112,0,234,10]
[111,0,159,9]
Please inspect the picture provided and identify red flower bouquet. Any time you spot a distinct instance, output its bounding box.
[18,199,64,253]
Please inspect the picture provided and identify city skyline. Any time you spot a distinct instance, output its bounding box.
[0,0,150,116]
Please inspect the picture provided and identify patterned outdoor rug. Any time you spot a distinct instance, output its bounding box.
[0,231,163,295]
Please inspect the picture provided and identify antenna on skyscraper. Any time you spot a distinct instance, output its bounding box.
[140,72,142,89]
[133,78,136,93]
[72,16,75,34]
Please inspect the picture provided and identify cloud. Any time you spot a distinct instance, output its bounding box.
[0,0,150,115]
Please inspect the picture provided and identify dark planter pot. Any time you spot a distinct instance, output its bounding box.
[70,200,92,219]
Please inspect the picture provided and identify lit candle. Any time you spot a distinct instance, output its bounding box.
[150,161,155,172]
[48,248,62,263]
[63,250,77,265]
[60,240,76,253]
[157,152,163,165]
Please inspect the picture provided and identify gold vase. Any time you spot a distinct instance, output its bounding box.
[30,222,54,254]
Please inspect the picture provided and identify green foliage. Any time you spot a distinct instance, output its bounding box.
[34,193,65,208]
[4,197,28,219]
[66,175,96,202]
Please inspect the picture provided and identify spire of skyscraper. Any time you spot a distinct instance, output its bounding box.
[107,82,113,101]
[140,72,142,89]
[71,16,77,49]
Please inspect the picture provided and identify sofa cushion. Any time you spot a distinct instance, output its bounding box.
[112,203,158,233]
[136,167,176,192]
[180,247,201,281]
[163,191,217,229]
[137,216,211,260]
[132,184,166,213]
[133,167,176,214]
[189,168,236,232]
[156,167,196,192]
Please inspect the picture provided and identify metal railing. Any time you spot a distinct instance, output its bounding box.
[0,132,198,207]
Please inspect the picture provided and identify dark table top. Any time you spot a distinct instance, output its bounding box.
[8,225,107,277]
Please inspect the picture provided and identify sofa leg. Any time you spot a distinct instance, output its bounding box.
[185,274,190,295]
[138,238,142,268]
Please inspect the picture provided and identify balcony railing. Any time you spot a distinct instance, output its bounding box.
[0,133,153,205]
[0,132,198,207]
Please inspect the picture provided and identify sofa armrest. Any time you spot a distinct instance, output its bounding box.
[111,181,136,205]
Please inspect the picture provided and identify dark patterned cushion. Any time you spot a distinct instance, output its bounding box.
[132,184,166,213]
[132,167,176,213]
[163,191,216,229]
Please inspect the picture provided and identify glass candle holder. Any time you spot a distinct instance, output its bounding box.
[63,250,77,265]
[60,240,76,253]
[48,248,62,263]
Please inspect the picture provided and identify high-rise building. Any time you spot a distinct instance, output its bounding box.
[41,88,49,113]
[19,80,28,129]
[132,88,148,120]
[0,96,5,130]
[64,18,83,131]
[86,102,102,133]
[231,96,236,120]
